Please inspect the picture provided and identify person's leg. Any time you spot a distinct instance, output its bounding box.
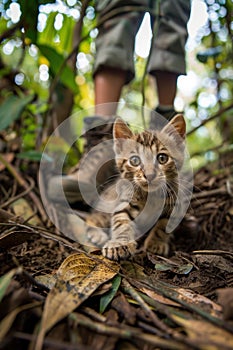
[153,70,178,108]
[148,0,191,125]
[94,67,126,116]
[93,1,146,117]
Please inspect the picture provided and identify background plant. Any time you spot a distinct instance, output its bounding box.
[0,0,232,169]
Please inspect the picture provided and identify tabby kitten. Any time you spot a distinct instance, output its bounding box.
[86,114,186,261]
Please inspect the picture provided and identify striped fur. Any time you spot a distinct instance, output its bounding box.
[87,114,187,261]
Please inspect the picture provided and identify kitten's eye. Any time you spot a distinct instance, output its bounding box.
[157,153,169,164]
[129,155,141,167]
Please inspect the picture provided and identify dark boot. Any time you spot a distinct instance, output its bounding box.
[149,106,177,130]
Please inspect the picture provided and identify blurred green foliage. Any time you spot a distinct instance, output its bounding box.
[0,0,232,169]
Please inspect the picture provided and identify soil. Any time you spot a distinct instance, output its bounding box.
[0,151,233,350]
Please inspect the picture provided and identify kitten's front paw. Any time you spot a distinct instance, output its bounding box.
[144,219,170,256]
[102,240,137,261]
[147,240,169,256]
[87,227,109,247]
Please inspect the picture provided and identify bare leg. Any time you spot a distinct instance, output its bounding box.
[94,67,126,116]
[152,70,178,107]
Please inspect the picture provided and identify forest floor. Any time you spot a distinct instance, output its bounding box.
[0,151,233,350]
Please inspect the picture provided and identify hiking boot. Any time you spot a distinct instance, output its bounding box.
[149,106,177,130]
[47,116,117,205]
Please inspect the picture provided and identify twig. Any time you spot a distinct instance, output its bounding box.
[69,312,186,349]
[129,278,233,334]
[0,154,47,222]
[13,332,91,350]
[121,278,170,335]
[192,186,229,199]
[0,208,22,223]
[0,20,23,43]
[192,250,233,258]
[187,103,233,136]
[190,140,227,158]
[0,177,35,209]
[81,306,107,323]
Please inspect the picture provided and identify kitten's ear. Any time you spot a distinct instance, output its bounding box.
[163,114,186,139]
[113,118,133,139]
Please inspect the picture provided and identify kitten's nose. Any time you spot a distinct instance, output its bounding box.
[145,172,156,182]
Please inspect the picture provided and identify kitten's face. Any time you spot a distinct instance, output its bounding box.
[113,115,186,193]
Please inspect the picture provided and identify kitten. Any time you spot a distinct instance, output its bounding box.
[86,114,186,261]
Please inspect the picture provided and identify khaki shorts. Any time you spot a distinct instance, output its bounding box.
[94,0,191,83]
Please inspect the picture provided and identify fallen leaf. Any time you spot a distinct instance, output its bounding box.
[11,198,41,226]
[141,288,180,307]
[171,314,233,349]
[35,274,57,290]
[0,230,36,250]
[0,268,22,303]
[154,262,193,274]
[100,275,121,314]
[217,288,233,320]
[177,288,222,315]
[194,254,233,273]
[35,253,119,350]
[0,302,40,342]
[148,255,193,275]
[111,292,136,325]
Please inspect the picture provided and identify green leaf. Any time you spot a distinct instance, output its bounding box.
[0,268,22,303]
[58,15,75,54]
[18,0,39,43]
[17,150,45,162]
[99,275,121,313]
[37,44,78,93]
[0,94,34,131]
[38,12,57,46]
[155,262,193,275]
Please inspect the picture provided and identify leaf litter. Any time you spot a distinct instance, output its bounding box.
[0,151,233,349]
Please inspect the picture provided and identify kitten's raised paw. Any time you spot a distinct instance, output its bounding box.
[102,240,137,261]
[87,227,109,247]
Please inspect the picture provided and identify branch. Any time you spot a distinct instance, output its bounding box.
[187,103,233,136]
[190,139,227,158]
[0,20,23,44]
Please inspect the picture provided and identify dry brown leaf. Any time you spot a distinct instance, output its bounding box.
[11,198,41,226]
[0,302,40,342]
[35,253,119,350]
[35,274,57,290]
[177,288,222,316]
[0,230,37,249]
[141,287,180,307]
[111,293,136,325]
[217,288,233,320]
[171,314,233,349]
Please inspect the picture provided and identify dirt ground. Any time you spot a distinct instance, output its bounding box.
[0,151,233,350]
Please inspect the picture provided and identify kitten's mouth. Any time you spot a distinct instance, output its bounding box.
[139,181,159,192]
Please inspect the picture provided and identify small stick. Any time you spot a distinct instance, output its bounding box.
[0,154,47,222]
[121,278,170,335]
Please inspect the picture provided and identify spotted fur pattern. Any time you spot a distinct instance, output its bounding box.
[87,114,187,261]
